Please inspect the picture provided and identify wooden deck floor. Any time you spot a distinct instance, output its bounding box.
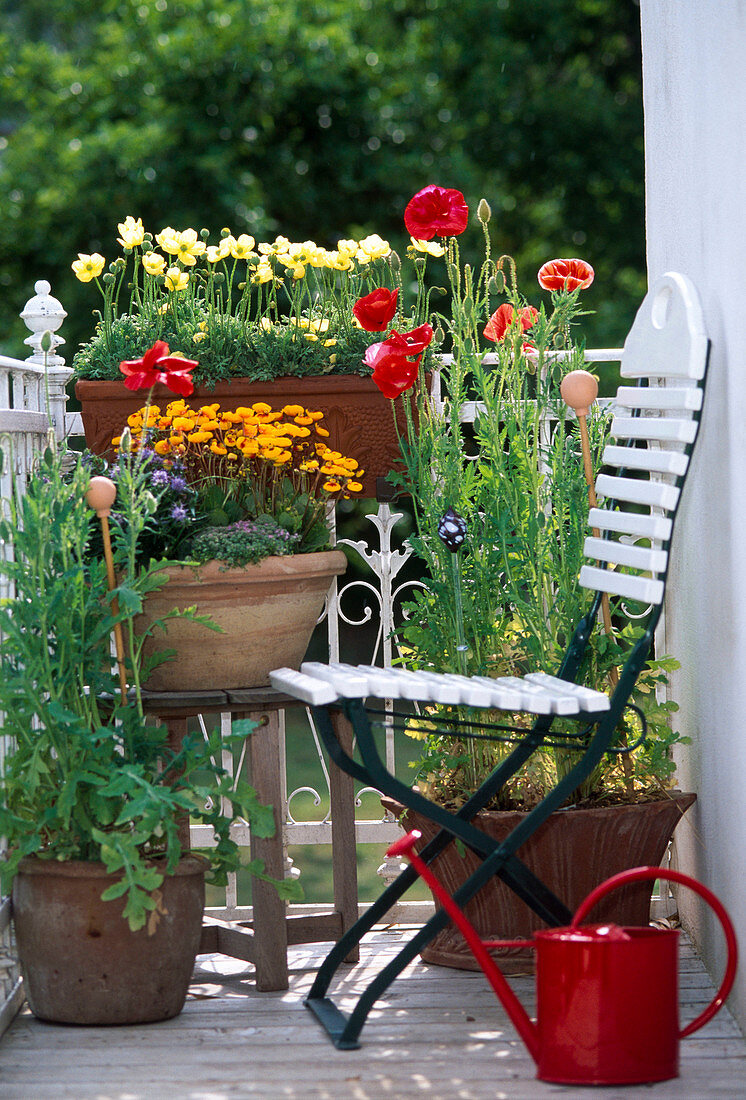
[1,927,745,1099]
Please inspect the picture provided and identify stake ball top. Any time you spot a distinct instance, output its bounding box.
[560,370,598,417]
[86,476,117,517]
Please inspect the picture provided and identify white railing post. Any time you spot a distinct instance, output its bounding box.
[20,280,72,442]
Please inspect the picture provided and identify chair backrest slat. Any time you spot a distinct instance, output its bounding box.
[610,415,697,445]
[583,536,668,574]
[579,564,664,606]
[587,507,673,542]
[595,473,680,511]
[580,272,708,609]
[615,385,703,412]
[602,444,689,477]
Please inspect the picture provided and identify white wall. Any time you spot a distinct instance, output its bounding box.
[640,0,746,1030]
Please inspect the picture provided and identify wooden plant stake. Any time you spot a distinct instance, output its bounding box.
[559,370,619,685]
[85,476,128,700]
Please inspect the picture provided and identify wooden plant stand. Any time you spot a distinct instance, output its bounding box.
[141,687,359,992]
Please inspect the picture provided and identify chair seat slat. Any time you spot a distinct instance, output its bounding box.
[587,507,673,542]
[579,564,665,605]
[583,535,668,574]
[615,385,702,412]
[602,444,689,477]
[269,667,340,706]
[524,672,610,711]
[595,473,680,511]
[611,416,697,444]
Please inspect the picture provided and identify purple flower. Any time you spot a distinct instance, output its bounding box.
[151,469,169,487]
[169,475,187,493]
[170,504,188,521]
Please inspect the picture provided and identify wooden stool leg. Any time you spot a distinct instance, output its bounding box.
[164,716,192,851]
[329,708,360,962]
[245,709,289,991]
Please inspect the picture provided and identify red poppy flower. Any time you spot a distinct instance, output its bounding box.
[365,343,420,400]
[119,341,197,395]
[537,258,595,293]
[353,287,399,332]
[483,303,538,343]
[384,323,434,357]
[365,323,433,399]
[404,185,469,240]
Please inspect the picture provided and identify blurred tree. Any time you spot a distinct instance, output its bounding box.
[0,0,643,360]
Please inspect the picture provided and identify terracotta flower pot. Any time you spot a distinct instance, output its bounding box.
[75,375,411,498]
[12,856,206,1025]
[382,794,696,973]
[139,549,347,691]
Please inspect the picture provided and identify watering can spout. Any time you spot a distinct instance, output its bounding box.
[386,831,540,1062]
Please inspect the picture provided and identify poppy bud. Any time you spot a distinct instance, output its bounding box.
[489,272,505,294]
[389,250,401,272]
[103,273,115,284]
[437,507,467,552]
[477,198,492,224]
[200,228,209,239]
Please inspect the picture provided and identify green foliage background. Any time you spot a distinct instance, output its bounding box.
[1,0,644,363]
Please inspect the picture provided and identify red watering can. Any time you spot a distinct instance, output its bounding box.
[388,831,738,1086]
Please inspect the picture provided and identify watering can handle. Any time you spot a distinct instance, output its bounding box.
[572,866,738,1038]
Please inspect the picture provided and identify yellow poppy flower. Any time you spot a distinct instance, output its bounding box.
[408,237,446,258]
[175,228,206,266]
[252,263,274,285]
[230,233,256,260]
[357,234,390,261]
[72,253,106,282]
[165,267,189,292]
[155,227,181,255]
[117,216,145,249]
[142,251,166,276]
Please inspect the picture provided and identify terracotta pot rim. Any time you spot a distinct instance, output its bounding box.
[16,854,209,878]
[382,792,696,822]
[153,548,347,584]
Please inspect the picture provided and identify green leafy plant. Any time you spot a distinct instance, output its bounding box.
[0,444,302,929]
[380,188,686,809]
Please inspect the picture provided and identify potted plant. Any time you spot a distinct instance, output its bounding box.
[92,340,364,691]
[373,186,694,970]
[0,443,302,1024]
[70,218,440,496]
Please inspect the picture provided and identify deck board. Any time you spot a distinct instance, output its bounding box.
[1,928,744,1099]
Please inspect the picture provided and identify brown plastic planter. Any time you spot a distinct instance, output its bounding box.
[75,375,412,498]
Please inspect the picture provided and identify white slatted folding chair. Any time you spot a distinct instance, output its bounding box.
[270,271,710,1050]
